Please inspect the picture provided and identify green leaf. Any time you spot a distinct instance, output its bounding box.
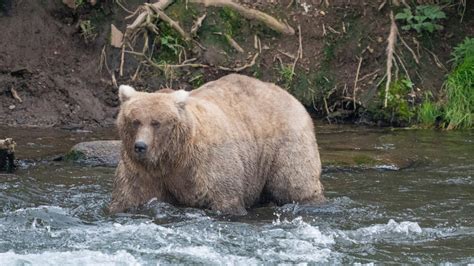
[395,13,408,20]
[422,22,435,33]
[414,15,427,23]
[402,79,414,89]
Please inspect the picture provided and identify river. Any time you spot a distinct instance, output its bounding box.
[0,125,472,264]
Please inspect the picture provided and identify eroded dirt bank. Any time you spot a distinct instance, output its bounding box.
[0,0,118,127]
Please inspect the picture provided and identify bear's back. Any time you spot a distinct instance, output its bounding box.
[189,74,312,137]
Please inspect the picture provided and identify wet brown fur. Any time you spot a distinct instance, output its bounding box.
[109,74,324,215]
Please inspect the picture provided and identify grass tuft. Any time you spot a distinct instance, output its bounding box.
[417,96,441,128]
[443,59,474,129]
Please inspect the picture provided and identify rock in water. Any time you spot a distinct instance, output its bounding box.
[67,140,121,167]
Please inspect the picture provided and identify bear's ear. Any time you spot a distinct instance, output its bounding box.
[173,90,189,112]
[173,90,189,104]
[119,85,138,103]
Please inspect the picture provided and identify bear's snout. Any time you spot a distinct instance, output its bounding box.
[134,141,148,154]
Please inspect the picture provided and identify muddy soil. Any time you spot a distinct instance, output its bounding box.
[0,0,472,128]
[0,0,118,127]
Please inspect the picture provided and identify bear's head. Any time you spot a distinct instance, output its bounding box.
[117,85,193,166]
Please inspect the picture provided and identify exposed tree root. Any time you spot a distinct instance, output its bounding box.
[214,32,244,53]
[125,42,258,73]
[10,87,22,103]
[398,32,419,65]
[384,11,397,108]
[353,56,363,110]
[191,13,207,36]
[148,4,191,41]
[217,53,259,72]
[114,0,292,80]
[289,25,303,80]
[126,0,175,33]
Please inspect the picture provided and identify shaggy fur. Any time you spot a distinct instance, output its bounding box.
[109,74,324,215]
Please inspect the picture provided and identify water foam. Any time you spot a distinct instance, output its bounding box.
[155,245,258,264]
[258,216,337,263]
[0,250,141,266]
[338,219,423,244]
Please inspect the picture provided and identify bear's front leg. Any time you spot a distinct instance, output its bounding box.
[109,159,165,214]
[210,198,248,216]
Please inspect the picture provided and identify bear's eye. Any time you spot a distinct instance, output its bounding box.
[151,120,161,128]
[132,119,141,128]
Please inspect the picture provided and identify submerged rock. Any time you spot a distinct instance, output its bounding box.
[67,140,121,167]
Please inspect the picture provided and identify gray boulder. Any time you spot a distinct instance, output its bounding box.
[67,140,121,167]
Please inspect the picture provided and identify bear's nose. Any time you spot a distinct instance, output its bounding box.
[134,141,147,154]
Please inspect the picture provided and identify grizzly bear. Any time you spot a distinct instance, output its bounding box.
[109,74,324,215]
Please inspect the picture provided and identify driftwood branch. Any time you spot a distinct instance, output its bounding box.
[189,0,295,35]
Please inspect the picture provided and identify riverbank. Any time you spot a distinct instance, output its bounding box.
[0,0,472,128]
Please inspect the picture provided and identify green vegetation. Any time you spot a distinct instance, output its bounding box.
[395,5,446,33]
[278,64,294,88]
[79,20,97,43]
[189,73,205,87]
[442,37,474,129]
[414,37,473,129]
[450,36,474,67]
[218,7,242,36]
[417,95,441,128]
[366,38,472,129]
[154,22,188,64]
[280,31,338,109]
[383,77,415,124]
[198,6,247,54]
[160,35,182,57]
[75,0,85,8]
[353,154,379,166]
[367,77,415,125]
[291,72,316,107]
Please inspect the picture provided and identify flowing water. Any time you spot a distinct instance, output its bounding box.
[0,125,473,264]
